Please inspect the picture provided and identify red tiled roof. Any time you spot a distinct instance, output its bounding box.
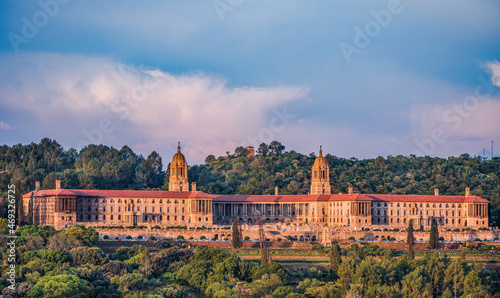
[23,189,490,204]
[211,193,373,203]
[23,189,211,199]
[365,194,489,204]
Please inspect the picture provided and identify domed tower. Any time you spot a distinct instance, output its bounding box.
[310,146,331,195]
[169,142,189,191]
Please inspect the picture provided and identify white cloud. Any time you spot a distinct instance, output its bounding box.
[488,60,500,88]
[0,121,13,130]
[0,52,307,163]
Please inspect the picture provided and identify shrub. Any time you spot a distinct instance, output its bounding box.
[153,225,161,229]
[149,236,156,241]
[467,244,475,250]
[161,242,171,248]
[453,228,460,232]
[393,228,400,232]
[359,237,365,241]
[223,238,228,241]
[380,236,386,241]
[137,236,143,240]
[126,236,132,240]
[244,236,250,240]
[189,237,194,240]
[115,237,119,240]
[389,237,396,241]
[348,236,355,241]
[475,238,481,242]
[177,235,184,240]
[438,237,444,241]
[479,227,488,231]
[200,236,206,240]
[103,235,109,240]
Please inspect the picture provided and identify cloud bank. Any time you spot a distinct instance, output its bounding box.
[0,52,307,162]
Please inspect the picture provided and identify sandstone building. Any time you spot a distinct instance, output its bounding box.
[23,145,490,232]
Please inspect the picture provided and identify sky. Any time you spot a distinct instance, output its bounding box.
[1,0,500,164]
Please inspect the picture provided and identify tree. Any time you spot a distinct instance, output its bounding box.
[48,233,81,252]
[27,192,34,225]
[269,141,285,155]
[27,274,90,298]
[257,143,269,156]
[139,250,153,278]
[16,181,24,227]
[260,246,271,266]
[232,217,241,248]
[234,146,248,157]
[330,242,342,278]
[462,271,484,297]
[64,225,99,246]
[429,218,439,249]
[407,219,415,260]
[110,273,147,292]
[444,259,466,298]
[70,246,106,266]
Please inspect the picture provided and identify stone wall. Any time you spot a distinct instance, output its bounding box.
[95,227,499,243]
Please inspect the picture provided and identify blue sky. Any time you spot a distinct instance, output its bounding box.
[1,0,500,163]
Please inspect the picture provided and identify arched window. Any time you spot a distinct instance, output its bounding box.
[445,204,449,208]
[403,203,406,207]
[439,204,442,208]
[152,199,155,204]
[452,204,455,208]
[397,203,400,207]
[458,204,462,208]
[137,199,140,203]
[160,199,162,204]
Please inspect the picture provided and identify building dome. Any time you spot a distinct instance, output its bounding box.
[172,142,186,164]
[313,146,327,167]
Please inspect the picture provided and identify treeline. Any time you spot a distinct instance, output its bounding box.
[1,139,500,225]
[0,138,165,198]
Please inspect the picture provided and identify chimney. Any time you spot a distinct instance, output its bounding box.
[348,185,353,195]
[55,180,61,190]
[434,188,439,196]
[35,181,41,192]
[191,182,197,191]
[465,187,470,197]
[275,186,279,195]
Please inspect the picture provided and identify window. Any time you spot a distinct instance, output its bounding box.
[160,199,162,204]
[103,215,106,220]
[152,207,155,212]
[118,215,121,220]
[111,215,113,220]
